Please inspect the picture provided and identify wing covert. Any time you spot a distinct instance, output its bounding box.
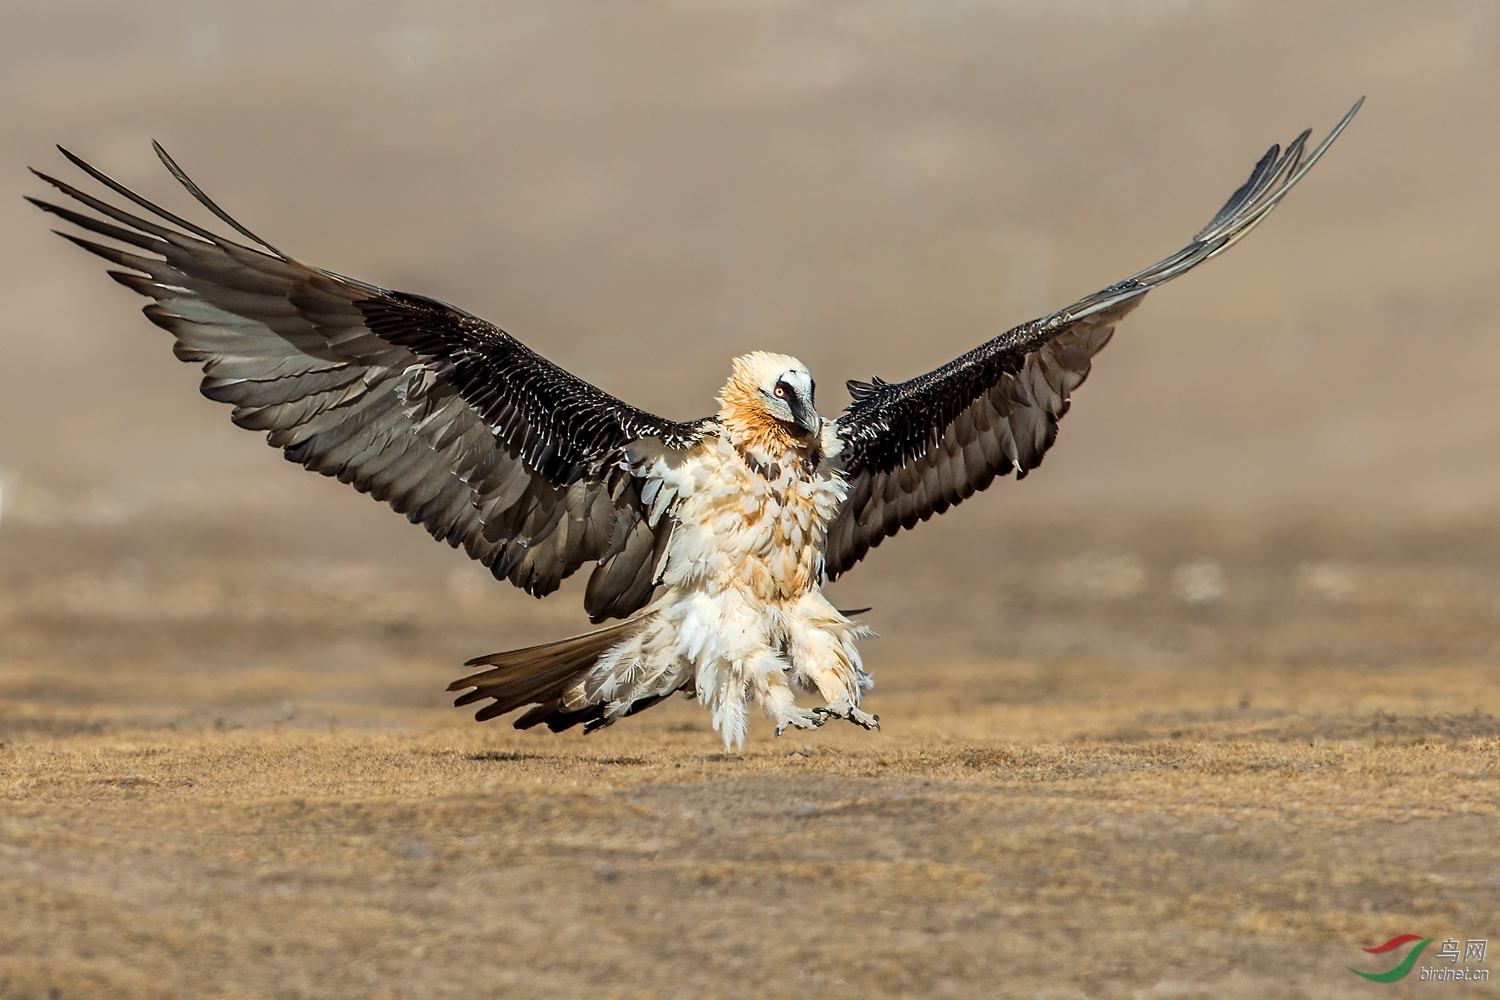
[29,143,711,620]
[826,99,1363,578]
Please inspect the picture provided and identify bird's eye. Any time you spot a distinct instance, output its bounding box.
[773,384,787,398]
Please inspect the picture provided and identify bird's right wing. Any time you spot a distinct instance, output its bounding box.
[826,100,1362,578]
[30,144,713,621]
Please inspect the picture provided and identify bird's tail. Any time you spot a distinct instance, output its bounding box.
[448,614,659,732]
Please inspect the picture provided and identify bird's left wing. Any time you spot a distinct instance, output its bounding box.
[29,144,712,621]
[825,100,1361,579]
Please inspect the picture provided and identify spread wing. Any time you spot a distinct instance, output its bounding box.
[826,99,1362,578]
[29,144,713,621]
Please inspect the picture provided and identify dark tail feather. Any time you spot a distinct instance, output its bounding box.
[448,616,653,727]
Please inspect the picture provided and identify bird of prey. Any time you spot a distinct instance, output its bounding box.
[30,100,1360,749]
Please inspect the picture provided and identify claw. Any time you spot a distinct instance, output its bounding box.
[774,706,828,736]
[821,703,880,731]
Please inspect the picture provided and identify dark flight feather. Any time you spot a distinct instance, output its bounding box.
[30,145,713,620]
[825,99,1362,578]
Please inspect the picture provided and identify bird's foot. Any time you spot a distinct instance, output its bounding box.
[821,702,880,731]
[774,705,829,737]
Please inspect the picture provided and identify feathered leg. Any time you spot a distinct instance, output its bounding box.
[674,590,829,749]
[786,593,878,731]
[750,650,827,737]
[696,647,827,749]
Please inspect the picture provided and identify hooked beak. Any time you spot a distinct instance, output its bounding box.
[786,394,821,436]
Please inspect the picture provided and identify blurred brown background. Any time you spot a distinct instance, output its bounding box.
[4,0,1500,663]
[3,3,1500,999]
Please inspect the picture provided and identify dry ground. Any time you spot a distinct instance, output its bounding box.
[4,516,1500,1000]
[3,697,1500,1000]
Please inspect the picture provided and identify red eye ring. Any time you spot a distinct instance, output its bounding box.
[773,385,787,398]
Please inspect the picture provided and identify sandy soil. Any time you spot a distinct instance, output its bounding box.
[3,663,1498,1000]
[5,2,1500,998]
[4,514,1500,999]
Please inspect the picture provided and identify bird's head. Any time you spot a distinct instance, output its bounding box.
[718,351,822,459]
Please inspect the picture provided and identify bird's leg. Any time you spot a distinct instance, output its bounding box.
[774,705,829,736]
[784,602,878,732]
[748,650,827,736]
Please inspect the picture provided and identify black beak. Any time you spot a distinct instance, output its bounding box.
[786,393,820,436]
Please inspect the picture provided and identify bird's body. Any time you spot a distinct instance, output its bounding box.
[30,100,1361,748]
[454,351,874,749]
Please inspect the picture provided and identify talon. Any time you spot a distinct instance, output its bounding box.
[820,703,880,731]
[775,707,827,736]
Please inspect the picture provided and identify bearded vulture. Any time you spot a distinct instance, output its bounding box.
[30,100,1360,749]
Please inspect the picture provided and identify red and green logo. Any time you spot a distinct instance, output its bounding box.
[1348,935,1433,982]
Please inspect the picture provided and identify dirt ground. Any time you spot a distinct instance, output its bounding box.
[5,2,1500,998]
[3,514,1500,999]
